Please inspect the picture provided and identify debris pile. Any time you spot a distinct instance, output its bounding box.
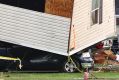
[93,49,119,71]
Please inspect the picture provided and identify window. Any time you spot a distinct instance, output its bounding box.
[0,0,46,12]
[115,0,119,14]
[116,18,119,25]
[91,0,103,25]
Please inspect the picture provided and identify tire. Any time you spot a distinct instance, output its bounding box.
[62,60,81,73]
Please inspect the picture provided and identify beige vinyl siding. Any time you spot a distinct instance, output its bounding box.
[69,0,116,55]
[0,3,71,55]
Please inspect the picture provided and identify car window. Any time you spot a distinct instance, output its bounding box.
[0,48,13,57]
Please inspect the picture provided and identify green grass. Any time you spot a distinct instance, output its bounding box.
[0,72,119,80]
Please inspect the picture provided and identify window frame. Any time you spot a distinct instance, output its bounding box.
[91,0,103,26]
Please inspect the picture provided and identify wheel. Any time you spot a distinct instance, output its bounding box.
[62,61,80,73]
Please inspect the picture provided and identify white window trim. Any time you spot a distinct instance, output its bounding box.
[91,8,99,12]
[91,0,102,26]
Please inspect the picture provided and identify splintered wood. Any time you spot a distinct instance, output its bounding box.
[93,49,117,64]
[93,49,119,72]
[45,0,74,18]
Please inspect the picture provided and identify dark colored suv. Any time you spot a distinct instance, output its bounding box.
[0,41,94,72]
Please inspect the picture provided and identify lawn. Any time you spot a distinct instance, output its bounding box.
[0,72,119,80]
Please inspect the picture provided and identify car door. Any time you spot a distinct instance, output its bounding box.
[0,48,14,70]
[22,50,60,71]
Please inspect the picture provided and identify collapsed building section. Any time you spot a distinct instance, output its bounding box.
[0,0,116,56]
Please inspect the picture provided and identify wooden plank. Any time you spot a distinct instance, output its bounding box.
[45,0,74,18]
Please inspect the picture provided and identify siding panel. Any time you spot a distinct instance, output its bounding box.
[69,0,116,55]
[0,3,71,55]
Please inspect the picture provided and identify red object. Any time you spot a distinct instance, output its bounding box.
[84,72,89,80]
[96,42,104,49]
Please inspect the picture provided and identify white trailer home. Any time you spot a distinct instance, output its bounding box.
[116,0,119,35]
[0,0,116,56]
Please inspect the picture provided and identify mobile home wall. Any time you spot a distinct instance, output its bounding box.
[0,3,71,55]
[69,0,116,55]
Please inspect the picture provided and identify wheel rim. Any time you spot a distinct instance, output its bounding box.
[64,62,76,72]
